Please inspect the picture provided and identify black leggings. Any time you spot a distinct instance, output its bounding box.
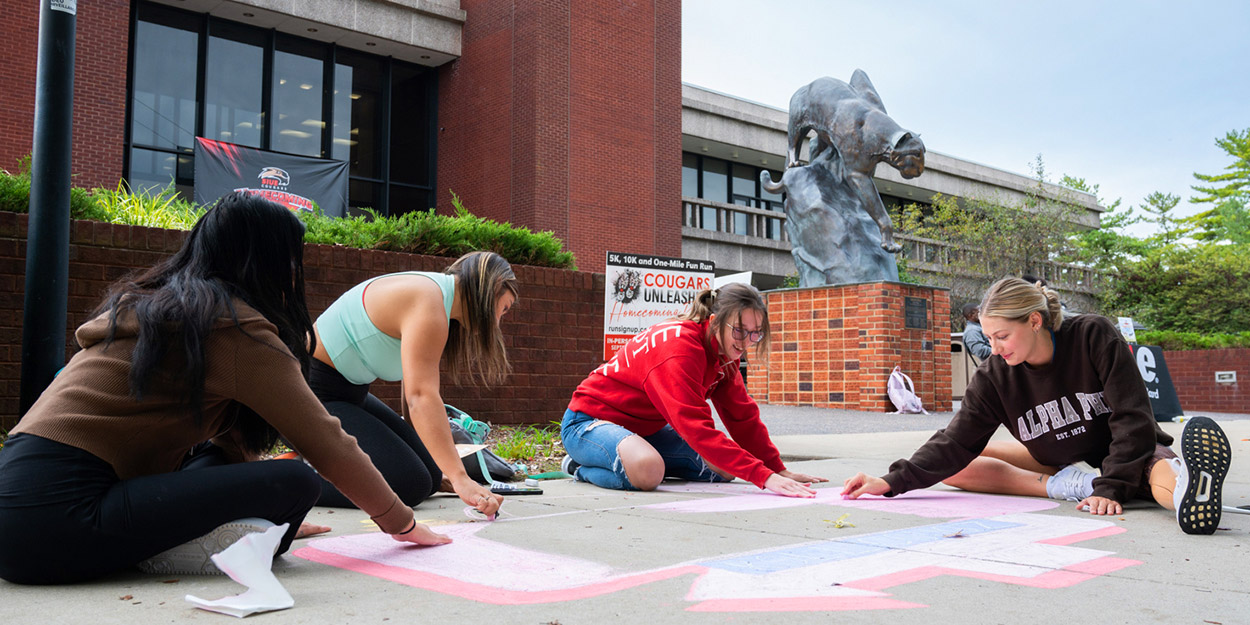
[0,434,320,585]
[307,359,441,508]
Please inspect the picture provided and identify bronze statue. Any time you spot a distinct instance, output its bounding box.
[763,137,899,285]
[780,70,925,255]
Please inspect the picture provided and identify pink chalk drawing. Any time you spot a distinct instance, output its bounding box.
[293,487,1140,613]
[648,484,1061,519]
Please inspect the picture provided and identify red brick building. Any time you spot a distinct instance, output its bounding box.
[1,0,681,274]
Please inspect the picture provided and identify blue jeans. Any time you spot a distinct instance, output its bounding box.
[560,408,730,490]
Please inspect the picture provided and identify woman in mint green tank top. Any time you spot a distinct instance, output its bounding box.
[308,252,519,518]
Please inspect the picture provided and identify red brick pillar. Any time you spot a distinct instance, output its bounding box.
[748,282,952,412]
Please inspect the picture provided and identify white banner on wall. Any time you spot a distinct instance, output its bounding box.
[603,251,715,361]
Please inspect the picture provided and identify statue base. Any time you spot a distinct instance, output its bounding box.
[748,281,953,412]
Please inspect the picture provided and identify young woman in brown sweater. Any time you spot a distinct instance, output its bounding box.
[0,192,448,584]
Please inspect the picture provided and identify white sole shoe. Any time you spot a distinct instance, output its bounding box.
[1174,417,1231,535]
[137,518,276,575]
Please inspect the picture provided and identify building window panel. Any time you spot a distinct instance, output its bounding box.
[389,64,432,188]
[130,15,198,150]
[271,38,327,157]
[205,24,265,148]
[335,50,385,180]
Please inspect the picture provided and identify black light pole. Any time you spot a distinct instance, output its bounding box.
[19,0,77,415]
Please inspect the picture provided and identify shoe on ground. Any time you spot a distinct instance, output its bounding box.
[560,455,580,479]
[1046,464,1095,502]
[137,517,276,575]
[1174,416,1231,535]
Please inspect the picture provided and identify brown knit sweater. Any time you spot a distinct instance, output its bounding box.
[12,300,414,534]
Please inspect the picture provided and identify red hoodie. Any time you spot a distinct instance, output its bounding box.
[567,319,785,488]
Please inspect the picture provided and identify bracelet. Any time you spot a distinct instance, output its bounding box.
[395,520,417,536]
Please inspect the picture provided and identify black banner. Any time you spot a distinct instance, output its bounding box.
[193,138,348,217]
[1128,344,1184,421]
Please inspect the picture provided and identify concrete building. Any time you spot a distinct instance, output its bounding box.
[679,84,1105,295]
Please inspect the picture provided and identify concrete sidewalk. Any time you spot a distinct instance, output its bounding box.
[4,416,1248,624]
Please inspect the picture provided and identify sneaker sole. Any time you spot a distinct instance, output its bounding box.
[1176,417,1230,535]
[137,519,273,575]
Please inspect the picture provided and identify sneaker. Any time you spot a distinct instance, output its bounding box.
[137,518,276,575]
[560,455,580,479]
[1174,416,1231,535]
[1046,464,1096,502]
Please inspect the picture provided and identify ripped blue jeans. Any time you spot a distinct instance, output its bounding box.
[560,408,730,490]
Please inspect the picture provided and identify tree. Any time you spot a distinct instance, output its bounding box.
[1060,174,1148,274]
[1138,191,1187,247]
[1191,128,1250,204]
[1108,244,1250,334]
[895,157,1084,327]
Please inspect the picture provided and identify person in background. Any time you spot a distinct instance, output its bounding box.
[0,192,448,585]
[842,277,1231,535]
[560,283,826,497]
[961,302,992,362]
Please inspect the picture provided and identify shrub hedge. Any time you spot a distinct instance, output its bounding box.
[1135,330,1250,351]
[1,160,577,270]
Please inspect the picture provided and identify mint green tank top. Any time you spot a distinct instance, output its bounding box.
[315,271,455,385]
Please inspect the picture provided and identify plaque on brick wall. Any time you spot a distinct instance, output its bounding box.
[904,297,928,330]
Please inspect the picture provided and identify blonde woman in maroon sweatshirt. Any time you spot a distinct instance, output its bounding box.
[561,283,825,496]
[842,277,1231,535]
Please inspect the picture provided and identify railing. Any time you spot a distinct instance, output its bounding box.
[682,198,789,243]
[681,196,1107,293]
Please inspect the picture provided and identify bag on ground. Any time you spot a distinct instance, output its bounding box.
[887,366,929,414]
[445,405,520,483]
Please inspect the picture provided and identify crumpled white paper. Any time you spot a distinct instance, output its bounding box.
[185,522,294,618]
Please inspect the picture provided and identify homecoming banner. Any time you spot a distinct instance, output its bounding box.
[603,251,715,361]
[193,138,349,217]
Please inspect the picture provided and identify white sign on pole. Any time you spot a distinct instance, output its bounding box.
[1117,317,1137,344]
[603,251,715,361]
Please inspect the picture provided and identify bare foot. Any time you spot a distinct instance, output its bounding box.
[295,521,331,539]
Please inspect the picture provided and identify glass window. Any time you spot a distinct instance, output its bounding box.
[701,157,728,230]
[205,22,264,147]
[130,9,198,151]
[389,184,431,216]
[682,152,699,198]
[348,179,382,215]
[731,163,758,207]
[335,50,385,179]
[271,38,326,157]
[389,64,432,187]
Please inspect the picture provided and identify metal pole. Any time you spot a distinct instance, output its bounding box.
[20,0,77,415]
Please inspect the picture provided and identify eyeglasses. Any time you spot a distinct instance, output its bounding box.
[731,325,765,344]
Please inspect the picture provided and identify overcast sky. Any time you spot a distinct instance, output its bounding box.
[682,0,1250,236]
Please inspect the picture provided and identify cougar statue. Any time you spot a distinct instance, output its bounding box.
[773,70,925,254]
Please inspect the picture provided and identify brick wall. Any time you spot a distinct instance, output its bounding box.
[0,0,129,189]
[0,214,605,430]
[748,282,953,412]
[437,0,682,273]
[1164,348,1249,414]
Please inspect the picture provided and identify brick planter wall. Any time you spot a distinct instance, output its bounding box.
[0,213,605,430]
[748,282,953,412]
[1163,348,1249,414]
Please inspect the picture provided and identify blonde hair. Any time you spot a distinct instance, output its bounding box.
[443,251,519,386]
[980,277,1063,331]
[678,282,771,357]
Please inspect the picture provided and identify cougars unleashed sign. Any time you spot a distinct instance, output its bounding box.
[602,251,715,361]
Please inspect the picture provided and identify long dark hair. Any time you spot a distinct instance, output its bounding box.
[94,191,313,452]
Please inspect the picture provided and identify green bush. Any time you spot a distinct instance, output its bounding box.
[1136,330,1250,351]
[300,192,576,270]
[0,160,577,270]
[1108,244,1250,334]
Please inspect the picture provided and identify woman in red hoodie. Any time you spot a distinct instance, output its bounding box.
[561,283,825,496]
